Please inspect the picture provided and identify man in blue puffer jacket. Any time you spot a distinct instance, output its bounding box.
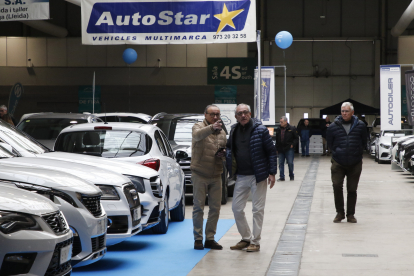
[226,104,277,252]
[326,102,367,224]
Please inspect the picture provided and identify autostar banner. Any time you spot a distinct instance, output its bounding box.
[254,67,275,126]
[0,0,49,21]
[380,65,401,130]
[405,70,414,126]
[81,0,256,45]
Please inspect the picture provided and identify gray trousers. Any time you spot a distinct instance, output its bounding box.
[232,175,267,245]
[192,172,222,241]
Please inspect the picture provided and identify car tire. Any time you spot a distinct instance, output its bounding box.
[221,166,228,205]
[170,187,185,222]
[153,196,169,234]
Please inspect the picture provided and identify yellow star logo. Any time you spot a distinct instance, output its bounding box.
[261,80,267,88]
[214,4,244,34]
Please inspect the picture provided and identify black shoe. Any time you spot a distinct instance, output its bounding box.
[194,240,204,250]
[333,213,345,223]
[290,177,294,181]
[204,240,223,250]
[277,178,285,182]
[306,155,310,157]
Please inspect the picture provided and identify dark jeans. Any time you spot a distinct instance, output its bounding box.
[301,139,309,156]
[331,159,362,216]
[278,148,294,179]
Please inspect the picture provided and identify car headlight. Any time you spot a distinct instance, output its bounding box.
[380,143,390,149]
[13,182,78,207]
[96,185,120,200]
[0,211,41,234]
[123,175,145,193]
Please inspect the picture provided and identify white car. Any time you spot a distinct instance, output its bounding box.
[0,163,107,267]
[374,130,414,164]
[55,122,187,233]
[0,146,141,246]
[0,185,73,276]
[95,112,152,124]
[0,120,163,233]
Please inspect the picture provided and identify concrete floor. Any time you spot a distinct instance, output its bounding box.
[184,153,414,276]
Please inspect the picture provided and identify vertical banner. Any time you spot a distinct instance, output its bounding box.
[254,67,275,125]
[214,86,237,104]
[8,83,23,116]
[0,0,49,21]
[380,65,401,130]
[405,70,414,126]
[215,103,237,129]
[79,86,101,113]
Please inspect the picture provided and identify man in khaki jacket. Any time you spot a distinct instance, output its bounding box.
[192,104,227,250]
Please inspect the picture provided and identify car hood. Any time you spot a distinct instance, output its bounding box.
[0,185,59,216]
[0,164,100,195]
[0,157,130,187]
[38,152,158,179]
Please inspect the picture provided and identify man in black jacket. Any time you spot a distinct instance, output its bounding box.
[275,116,299,181]
[326,102,367,223]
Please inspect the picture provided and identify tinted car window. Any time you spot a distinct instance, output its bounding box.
[154,130,167,156]
[160,131,174,158]
[0,123,49,153]
[98,116,118,122]
[55,130,151,158]
[18,118,88,140]
[118,116,147,124]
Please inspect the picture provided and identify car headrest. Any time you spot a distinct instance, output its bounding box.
[83,132,100,146]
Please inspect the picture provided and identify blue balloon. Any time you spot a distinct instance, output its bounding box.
[123,48,137,64]
[275,31,293,49]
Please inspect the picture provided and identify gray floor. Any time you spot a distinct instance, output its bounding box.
[185,153,414,276]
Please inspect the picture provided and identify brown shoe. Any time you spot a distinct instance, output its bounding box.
[333,213,345,223]
[347,215,357,223]
[204,240,223,250]
[246,244,260,252]
[194,240,204,250]
[230,240,250,250]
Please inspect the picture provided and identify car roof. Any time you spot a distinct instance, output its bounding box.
[60,121,156,133]
[21,113,99,120]
[151,113,204,121]
[94,112,152,121]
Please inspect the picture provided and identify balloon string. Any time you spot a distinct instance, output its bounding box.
[128,65,131,112]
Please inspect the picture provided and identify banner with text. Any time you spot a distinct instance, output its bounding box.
[0,0,49,21]
[380,65,401,130]
[81,0,256,45]
[405,70,414,126]
[214,86,236,104]
[79,86,101,113]
[254,67,275,126]
[208,58,255,85]
[8,82,23,116]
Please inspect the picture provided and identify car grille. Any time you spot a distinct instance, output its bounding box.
[42,212,70,235]
[107,216,128,234]
[45,237,73,276]
[72,236,82,258]
[81,195,103,217]
[91,234,106,252]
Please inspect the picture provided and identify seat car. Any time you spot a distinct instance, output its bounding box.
[17,113,103,149]
[0,162,107,267]
[149,113,230,204]
[0,120,164,233]
[54,122,187,234]
[0,185,74,276]
[95,112,152,124]
[0,147,142,246]
[375,130,414,164]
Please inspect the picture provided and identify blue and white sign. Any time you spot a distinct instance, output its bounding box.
[81,0,256,45]
[8,82,23,116]
[0,0,49,21]
[380,65,401,130]
[254,67,275,125]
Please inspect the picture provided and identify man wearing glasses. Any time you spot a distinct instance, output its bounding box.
[327,102,367,223]
[191,104,227,250]
[226,104,277,252]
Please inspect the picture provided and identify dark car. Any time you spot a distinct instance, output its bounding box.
[149,113,230,204]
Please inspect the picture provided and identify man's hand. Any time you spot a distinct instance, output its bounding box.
[268,175,275,189]
[212,120,222,130]
[216,149,226,158]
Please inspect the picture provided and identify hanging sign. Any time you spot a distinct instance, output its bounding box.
[81,0,256,45]
[405,70,414,126]
[8,82,23,116]
[215,86,237,104]
[380,65,401,130]
[79,86,101,113]
[215,103,237,128]
[0,0,49,21]
[254,67,275,126]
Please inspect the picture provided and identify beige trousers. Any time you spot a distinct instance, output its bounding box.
[192,172,222,241]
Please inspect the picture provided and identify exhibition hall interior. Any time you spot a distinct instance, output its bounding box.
[1,0,414,275]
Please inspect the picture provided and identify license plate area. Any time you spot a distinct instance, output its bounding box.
[60,244,72,265]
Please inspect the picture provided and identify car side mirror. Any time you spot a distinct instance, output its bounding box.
[175,150,188,161]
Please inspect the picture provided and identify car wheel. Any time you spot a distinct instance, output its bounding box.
[170,186,185,222]
[221,166,228,205]
[153,196,169,234]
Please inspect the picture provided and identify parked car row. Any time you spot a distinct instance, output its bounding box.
[391,134,414,172]
[0,112,188,275]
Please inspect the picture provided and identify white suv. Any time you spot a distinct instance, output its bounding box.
[0,185,73,276]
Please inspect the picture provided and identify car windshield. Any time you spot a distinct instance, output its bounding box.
[384,130,414,137]
[18,118,88,140]
[54,130,152,158]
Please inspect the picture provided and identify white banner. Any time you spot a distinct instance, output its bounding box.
[215,104,237,129]
[81,0,256,45]
[380,65,401,131]
[254,67,275,125]
[0,0,49,21]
